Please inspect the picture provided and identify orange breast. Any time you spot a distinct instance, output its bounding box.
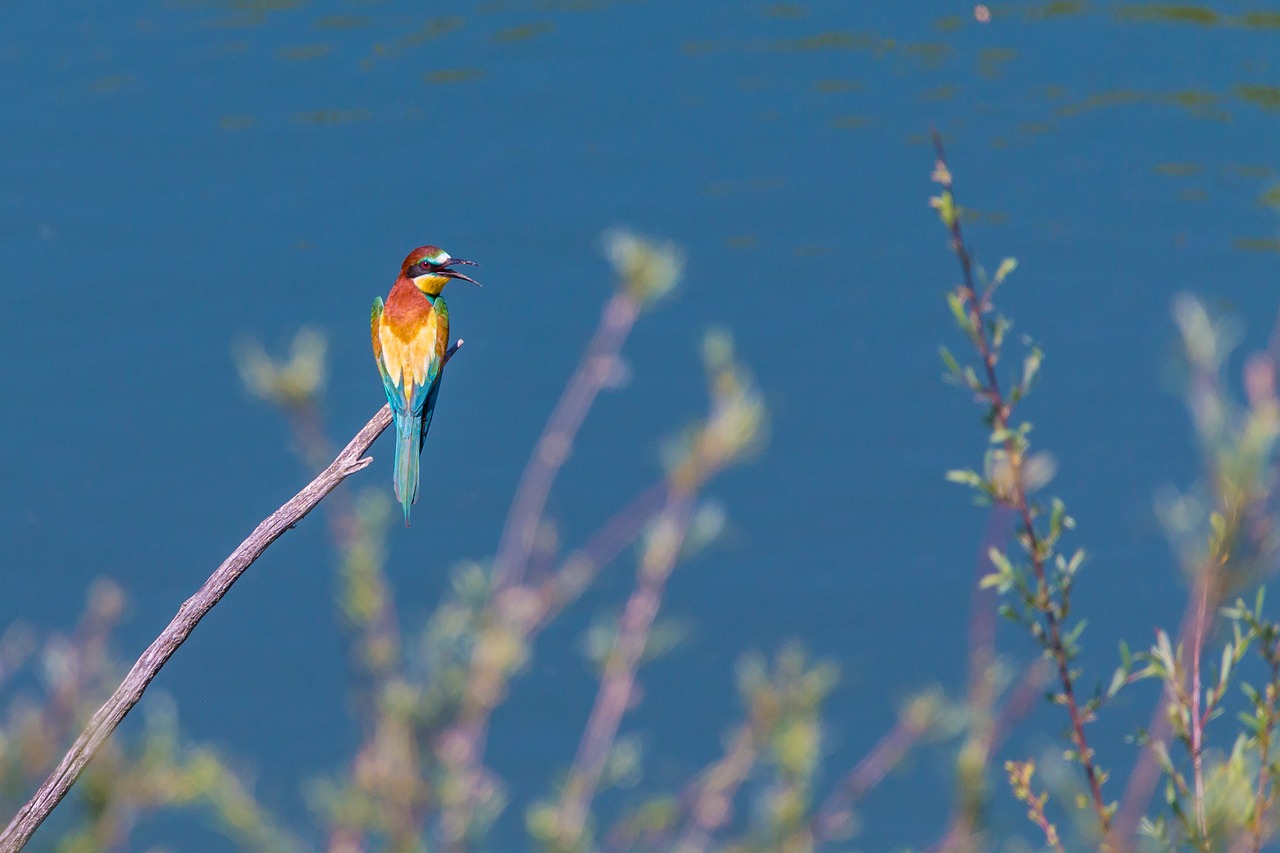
[378,280,443,398]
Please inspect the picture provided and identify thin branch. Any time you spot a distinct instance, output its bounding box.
[419,476,668,848]
[951,509,1016,843]
[932,131,1110,833]
[531,481,669,629]
[491,292,641,591]
[553,495,696,845]
[1111,570,1221,849]
[430,479,671,851]
[1191,574,1210,841]
[811,705,934,843]
[668,724,760,853]
[1008,759,1067,853]
[0,341,464,852]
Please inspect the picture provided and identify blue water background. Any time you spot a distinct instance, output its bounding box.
[3,0,1280,847]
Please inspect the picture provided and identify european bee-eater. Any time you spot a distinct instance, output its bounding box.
[371,245,480,525]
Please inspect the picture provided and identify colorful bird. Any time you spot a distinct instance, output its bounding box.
[371,245,480,525]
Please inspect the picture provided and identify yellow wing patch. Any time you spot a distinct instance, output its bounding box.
[378,311,441,398]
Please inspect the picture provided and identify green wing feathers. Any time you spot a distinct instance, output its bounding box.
[370,297,384,348]
[370,297,393,392]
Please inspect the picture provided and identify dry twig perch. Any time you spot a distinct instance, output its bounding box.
[0,342,462,852]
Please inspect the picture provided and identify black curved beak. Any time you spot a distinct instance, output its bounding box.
[441,257,481,286]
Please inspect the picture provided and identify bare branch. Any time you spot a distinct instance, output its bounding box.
[0,340,466,851]
[491,293,641,591]
[553,494,696,845]
[0,403,391,851]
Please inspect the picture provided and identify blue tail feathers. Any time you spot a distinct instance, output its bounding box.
[393,411,422,526]
[390,377,443,528]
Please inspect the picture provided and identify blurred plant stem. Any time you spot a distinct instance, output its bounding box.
[491,232,684,593]
[539,327,765,850]
[549,496,696,850]
[435,234,702,850]
[810,691,942,843]
[0,584,297,853]
[1112,300,1280,851]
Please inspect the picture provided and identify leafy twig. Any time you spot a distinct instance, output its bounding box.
[1248,649,1280,853]
[931,132,1112,834]
[1223,590,1280,853]
[1006,760,1066,853]
[1113,306,1280,850]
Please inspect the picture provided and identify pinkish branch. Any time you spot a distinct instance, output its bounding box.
[0,335,469,853]
[552,495,696,845]
[491,293,641,591]
[0,402,398,853]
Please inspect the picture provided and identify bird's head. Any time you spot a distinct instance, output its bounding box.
[401,245,480,296]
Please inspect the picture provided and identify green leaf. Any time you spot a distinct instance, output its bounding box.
[991,314,1011,348]
[1063,619,1087,651]
[932,190,959,228]
[987,547,1015,576]
[1210,511,1227,548]
[1063,548,1085,578]
[994,257,1018,285]
[947,290,972,333]
[1047,498,1066,541]
[1154,630,1175,665]
[1021,346,1043,394]
[1239,710,1264,737]
[1107,666,1127,699]
[979,572,1006,590]
[1218,642,1234,692]
[945,469,984,489]
[939,345,963,378]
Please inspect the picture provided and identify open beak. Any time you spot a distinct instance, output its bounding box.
[441,257,481,286]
